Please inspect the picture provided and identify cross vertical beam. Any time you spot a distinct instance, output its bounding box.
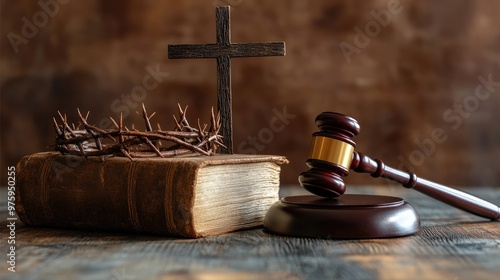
[216,6,230,45]
[215,7,232,154]
[168,6,286,154]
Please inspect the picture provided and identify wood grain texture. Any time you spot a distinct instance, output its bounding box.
[217,55,232,155]
[1,186,499,280]
[168,6,286,154]
[168,43,286,58]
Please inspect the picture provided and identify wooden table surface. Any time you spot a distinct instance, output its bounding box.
[1,185,499,280]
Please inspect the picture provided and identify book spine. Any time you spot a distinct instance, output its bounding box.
[15,153,199,238]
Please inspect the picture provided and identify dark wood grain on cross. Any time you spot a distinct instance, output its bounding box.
[168,6,286,154]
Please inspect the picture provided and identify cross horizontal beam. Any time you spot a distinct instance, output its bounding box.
[168,42,285,59]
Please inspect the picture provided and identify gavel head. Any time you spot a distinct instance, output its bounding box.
[298,112,360,197]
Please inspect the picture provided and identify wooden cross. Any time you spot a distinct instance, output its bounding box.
[168,6,286,154]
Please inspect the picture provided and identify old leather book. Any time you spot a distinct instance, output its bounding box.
[16,152,287,238]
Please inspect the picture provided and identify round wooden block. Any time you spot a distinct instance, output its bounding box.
[263,194,420,239]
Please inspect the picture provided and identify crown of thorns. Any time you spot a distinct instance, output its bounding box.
[53,104,225,159]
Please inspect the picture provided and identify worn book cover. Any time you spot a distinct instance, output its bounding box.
[16,152,288,238]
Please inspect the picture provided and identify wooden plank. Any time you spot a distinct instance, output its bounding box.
[1,186,499,279]
[168,43,286,59]
[217,55,232,154]
[216,5,230,45]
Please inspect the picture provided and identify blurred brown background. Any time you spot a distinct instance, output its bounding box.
[1,0,499,186]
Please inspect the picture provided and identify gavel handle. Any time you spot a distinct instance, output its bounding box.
[351,152,500,220]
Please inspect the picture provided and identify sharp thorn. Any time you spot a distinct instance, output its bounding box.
[121,149,133,160]
[120,113,123,130]
[57,111,65,122]
[149,112,156,120]
[109,117,119,129]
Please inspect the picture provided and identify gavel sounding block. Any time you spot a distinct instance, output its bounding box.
[264,194,420,239]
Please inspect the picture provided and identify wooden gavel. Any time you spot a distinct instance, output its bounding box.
[299,112,500,220]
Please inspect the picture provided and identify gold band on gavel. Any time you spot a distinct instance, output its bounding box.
[309,136,355,169]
